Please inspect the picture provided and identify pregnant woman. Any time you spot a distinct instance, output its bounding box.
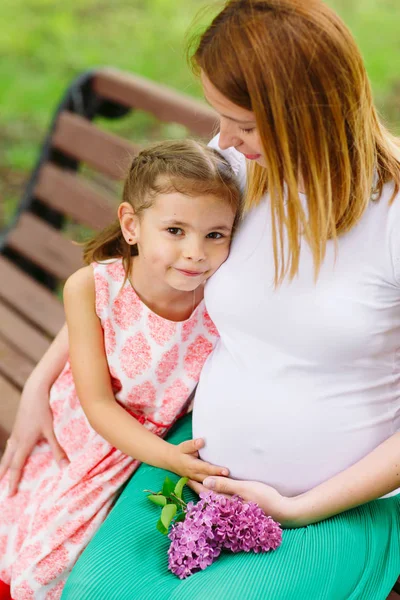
[63,1,400,598]
[4,1,400,598]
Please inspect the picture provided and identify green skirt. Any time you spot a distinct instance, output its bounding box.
[62,414,400,600]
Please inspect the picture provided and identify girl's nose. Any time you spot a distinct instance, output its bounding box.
[183,239,206,262]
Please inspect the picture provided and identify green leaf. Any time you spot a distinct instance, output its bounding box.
[174,477,188,500]
[169,496,182,508]
[161,503,177,530]
[147,494,167,507]
[162,476,175,497]
[156,518,168,535]
[174,511,186,523]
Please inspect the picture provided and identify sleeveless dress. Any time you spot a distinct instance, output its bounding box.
[0,259,218,600]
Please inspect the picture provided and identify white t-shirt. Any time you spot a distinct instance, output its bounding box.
[193,138,400,498]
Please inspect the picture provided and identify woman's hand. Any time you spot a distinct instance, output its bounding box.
[0,384,68,496]
[188,477,301,527]
[165,439,229,483]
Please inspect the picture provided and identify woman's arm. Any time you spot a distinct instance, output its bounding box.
[25,323,69,392]
[64,267,228,482]
[191,431,400,527]
[0,323,70,494]
[288,431,400,525]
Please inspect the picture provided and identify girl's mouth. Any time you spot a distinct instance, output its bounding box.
[176,269,205,278]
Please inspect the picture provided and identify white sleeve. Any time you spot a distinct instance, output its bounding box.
[208,134,247,192]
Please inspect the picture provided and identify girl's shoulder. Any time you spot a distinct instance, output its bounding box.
[64,260,127,317]
[64,265,95,298]
[63,266,96,319]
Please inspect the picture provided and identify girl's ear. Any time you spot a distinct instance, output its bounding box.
[118,202,139,245]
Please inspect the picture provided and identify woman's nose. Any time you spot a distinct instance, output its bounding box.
[218,120,241,151]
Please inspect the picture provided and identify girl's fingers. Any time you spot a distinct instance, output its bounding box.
[197,459,229,477]
[45,427,69,467]
[185,459,229,480]
[179,438,204,455]
[189,471,213,483]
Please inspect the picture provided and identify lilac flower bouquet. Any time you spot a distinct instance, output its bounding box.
[146,476,282,579]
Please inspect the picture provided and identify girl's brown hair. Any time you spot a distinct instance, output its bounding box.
[83,139,242,274]
[190,0,400,284]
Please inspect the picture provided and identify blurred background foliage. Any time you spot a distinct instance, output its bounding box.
[0,0,399,225]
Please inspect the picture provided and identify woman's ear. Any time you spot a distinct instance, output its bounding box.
[118,202,139,245]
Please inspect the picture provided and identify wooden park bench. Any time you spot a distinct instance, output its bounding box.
[0,67,398,598]
[0,67,216,449]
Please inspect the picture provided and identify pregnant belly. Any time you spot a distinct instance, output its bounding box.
[192,351,395,497]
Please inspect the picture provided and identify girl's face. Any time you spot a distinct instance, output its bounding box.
[121,189,236,293]
[201,72,266,168]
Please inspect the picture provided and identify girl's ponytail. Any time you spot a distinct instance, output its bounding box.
[82,220,135,266]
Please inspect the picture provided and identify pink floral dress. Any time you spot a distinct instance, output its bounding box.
[0,259,219,600]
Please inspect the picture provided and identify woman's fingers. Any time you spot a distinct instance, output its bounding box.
[44,427,69,467]
[0,439,15,481]
[202,476,244,496]
[7,447,30,496]
[187,479,208,494]
[187,478,232,501]
[2,435,37,495]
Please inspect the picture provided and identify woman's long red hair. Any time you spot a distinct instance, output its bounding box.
[190,0,400,283]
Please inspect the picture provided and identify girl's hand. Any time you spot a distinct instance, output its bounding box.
[0,384,68,496]
[166,439,229,483]
[188,477,300,527]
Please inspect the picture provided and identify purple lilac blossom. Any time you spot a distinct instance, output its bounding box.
[168,492,282,578]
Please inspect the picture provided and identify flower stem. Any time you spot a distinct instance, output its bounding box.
[170,494,187,509]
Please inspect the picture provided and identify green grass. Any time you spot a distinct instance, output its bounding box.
[0,0,399,226]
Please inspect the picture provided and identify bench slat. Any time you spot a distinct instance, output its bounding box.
[0,375,20,449]
[7,213,83,281]
[0,257,64,337]
[93,69,217,137]
[35,163,117,230]
[0,335,35,389]
[0,301,51,364]
[53,112,139,180]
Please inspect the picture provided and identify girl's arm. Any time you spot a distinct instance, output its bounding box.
[0,324,70,495]
[190,431,400,527]
[64,267,228,482]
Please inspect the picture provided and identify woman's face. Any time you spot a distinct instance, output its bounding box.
[201,72,266,168]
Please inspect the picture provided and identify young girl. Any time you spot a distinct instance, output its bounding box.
[0,139,242,599]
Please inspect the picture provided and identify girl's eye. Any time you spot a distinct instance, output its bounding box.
[167,227,183,235]
[207,232,224,239]
[239,127,255,134]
